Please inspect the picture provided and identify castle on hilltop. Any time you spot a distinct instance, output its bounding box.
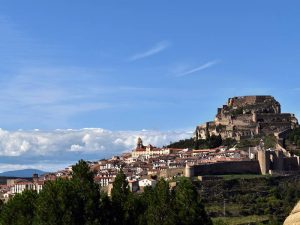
[195,96,299,141]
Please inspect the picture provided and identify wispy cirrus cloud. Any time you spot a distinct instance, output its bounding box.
[0,66,132,128]
[176,60,220,77]
[128,41,170,61]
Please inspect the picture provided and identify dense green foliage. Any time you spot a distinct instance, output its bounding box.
[0,190,37,225]
[168,135,236,150]
[234,135,276,149]
[287,128,300,150]
[198,175,300,224]
[0,160,212,225]
[167,138,195,149]
[169,134,277,150]
[1,160,299,224]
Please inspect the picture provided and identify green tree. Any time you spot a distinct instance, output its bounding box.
[111,169,130,225]
[167,138,194,149]
[264,135,277,149]
[99,192,114,225]
[0,190,37,225]
[124,192,144,225]
[71,160,100,225]
[174,178,212,225]
[145,179,176,225]
[71,159,101,225]
[34,179,77,225]
[35,160,101,225]
[222,138,237,148]
[207,134,222,149]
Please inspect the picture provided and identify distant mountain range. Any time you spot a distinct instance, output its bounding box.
[0,169,47,178]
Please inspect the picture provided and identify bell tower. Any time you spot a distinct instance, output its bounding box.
[136,137,144,149]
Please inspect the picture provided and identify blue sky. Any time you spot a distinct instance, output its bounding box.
[0,1,300,171]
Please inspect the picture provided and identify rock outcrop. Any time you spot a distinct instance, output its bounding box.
[284,201,300,225]
[195,96,298,140]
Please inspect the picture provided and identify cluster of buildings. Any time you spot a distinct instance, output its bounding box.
[1,96,299,200]
[0,173,57,201]
[0,137,247,201]
[1,134,300,201]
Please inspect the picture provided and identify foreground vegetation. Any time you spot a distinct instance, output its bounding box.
[1,160,300,224]
[0,160,211,225]
[198,174,300,224]
[212,215,269,225]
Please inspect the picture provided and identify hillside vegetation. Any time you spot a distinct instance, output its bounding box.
[197,174,300,224]
[0,160,211,225]
[168,135,236,149]
[168,134,277,150]
[286,128,300,155]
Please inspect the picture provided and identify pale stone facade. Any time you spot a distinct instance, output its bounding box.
[284,201,300,225]
[195,96,298,141]
[132,138,183,158]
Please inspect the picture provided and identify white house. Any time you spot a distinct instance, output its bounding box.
[138,179,157,189]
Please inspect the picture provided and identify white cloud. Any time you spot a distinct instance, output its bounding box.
[0,128,192,172]
[128,41,170,61]
[176,60,220,77]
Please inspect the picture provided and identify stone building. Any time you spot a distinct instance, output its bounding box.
[131,137,184,158]
[184,139,300,177]
[195,95,298,141]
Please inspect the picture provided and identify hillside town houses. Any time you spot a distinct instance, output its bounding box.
[0,137,249,202]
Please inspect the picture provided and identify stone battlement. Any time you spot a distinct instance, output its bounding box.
[228,96,279,109]
[195,95,298,141]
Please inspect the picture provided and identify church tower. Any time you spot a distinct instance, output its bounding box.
[136,137,144,149]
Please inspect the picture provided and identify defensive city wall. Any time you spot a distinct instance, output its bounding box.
[185,161,261,177]
[185,154,300,178]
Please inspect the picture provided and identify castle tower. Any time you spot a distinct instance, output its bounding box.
[257,139,270,175]
[185,164,194,178]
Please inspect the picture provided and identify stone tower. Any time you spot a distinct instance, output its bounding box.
[185,164,194,178]
[257,139,270,175]
[136,137,144,149]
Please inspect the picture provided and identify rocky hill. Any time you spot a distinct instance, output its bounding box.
[195,95,299,141]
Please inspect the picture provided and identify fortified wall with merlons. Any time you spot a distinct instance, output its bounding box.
[195,96,299,141]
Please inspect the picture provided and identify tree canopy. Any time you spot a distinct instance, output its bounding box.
[0,160,212,225]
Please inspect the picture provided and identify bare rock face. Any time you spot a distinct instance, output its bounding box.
[284,201,300,225]
[195,95,298,141]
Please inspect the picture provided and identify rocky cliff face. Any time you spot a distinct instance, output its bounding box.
[195,96,298,141]
[284,201,300,225]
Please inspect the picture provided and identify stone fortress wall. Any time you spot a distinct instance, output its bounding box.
[254,113,295,123]
[228,96,281,113]
[185,161,261,177]
[185,153,300,177]
[185,140,300,177]
[187,96,300,177]
[195,95,298,141]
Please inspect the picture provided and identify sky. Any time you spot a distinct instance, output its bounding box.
[0,1,300,171]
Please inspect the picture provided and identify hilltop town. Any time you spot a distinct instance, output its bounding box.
[195,96,298,140]
[1,95,300,202]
